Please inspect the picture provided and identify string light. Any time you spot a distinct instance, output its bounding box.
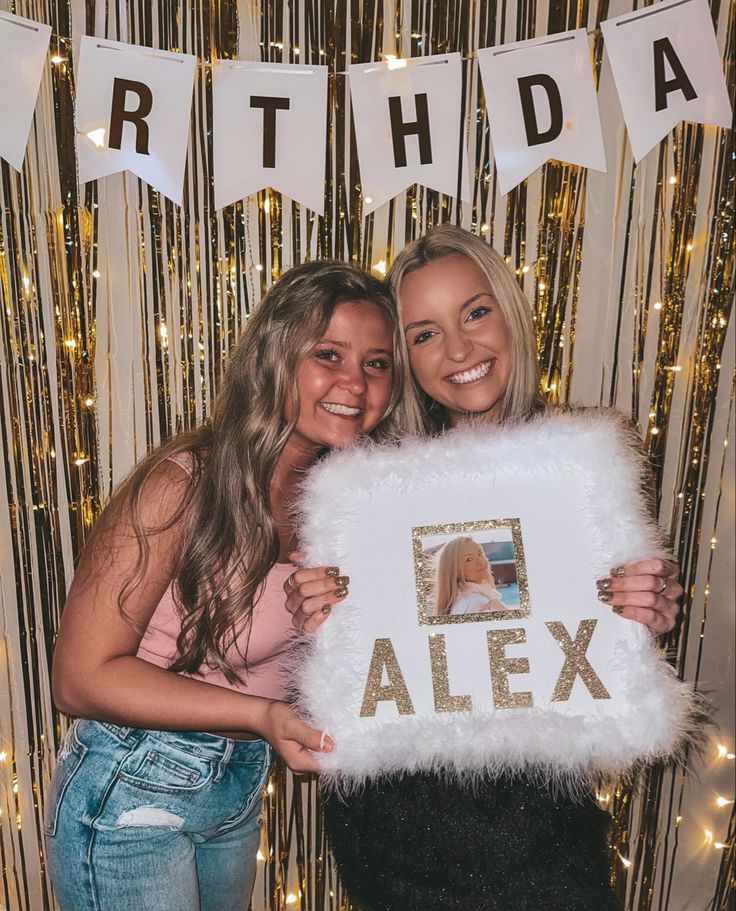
[715,796,733,807]
[372,260,387,275]
[480,223,490,234]
[653,301,662,310]
[704,829,714,845]
[668,176,677,185]
[50,54,64,64]
[85,128,106,148]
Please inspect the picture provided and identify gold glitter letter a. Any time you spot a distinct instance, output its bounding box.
[546,620,611,701]
[359,638,415,717]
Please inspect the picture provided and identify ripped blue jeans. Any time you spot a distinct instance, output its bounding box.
[44,720,271,911]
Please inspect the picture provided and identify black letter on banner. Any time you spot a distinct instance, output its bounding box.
[250,96,290,169]
[388,94,433,168]
[517,74,563,146]
[652,37,697,112]
[109,78,154,154]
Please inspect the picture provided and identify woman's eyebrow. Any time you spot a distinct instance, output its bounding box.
[460,292,495,312]
[320,338,392,356]
[403,319,433,333]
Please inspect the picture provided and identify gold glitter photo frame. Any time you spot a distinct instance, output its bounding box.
[413,519,530,625]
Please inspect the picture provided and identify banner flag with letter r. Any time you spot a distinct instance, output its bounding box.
[75,36,196,205]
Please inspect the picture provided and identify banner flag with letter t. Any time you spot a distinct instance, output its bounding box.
[477,29,606,196]
[349,53,471,215]
[213,61,328,213]
[75,36,196,205]
[601,0,732,162]
[0,11,51,170]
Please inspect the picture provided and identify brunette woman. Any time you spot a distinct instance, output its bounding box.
[45,260,412,911]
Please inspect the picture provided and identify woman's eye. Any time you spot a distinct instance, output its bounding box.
[366,357,392,371]
[313,348,340,363]
[466,305,491,322]
[412,329,434,345]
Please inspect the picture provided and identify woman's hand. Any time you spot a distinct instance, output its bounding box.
[283,552,349,633]
[254,700,333,774]
[596,557,682,634]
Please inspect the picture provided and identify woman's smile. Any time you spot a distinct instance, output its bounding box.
[318,401,364,417]
[445,358,495,385]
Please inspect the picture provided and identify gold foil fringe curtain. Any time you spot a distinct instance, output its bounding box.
[0,1,734,910]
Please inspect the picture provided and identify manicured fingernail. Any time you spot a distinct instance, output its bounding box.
[610,566,626,578]
[597,591,613,603]
[612,605,624,615]
[596,578,612,590]
[335,575,350,587]
[320,604,332,615]
[334,585,348,598]
[325,566,340,578]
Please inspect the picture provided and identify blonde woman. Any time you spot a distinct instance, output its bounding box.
[432,536,503,616]
[286,227,682,911]
[44,261,411,911]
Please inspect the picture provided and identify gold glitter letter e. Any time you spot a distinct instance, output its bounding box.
[486,628,534,709]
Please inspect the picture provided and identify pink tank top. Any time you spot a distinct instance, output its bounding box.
[135,454,298,701]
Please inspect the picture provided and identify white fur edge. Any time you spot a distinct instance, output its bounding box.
[292,409,698,789]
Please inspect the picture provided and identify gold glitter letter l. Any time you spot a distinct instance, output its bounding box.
[428,634,473,713]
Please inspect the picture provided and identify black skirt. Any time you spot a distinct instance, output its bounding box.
[323,772,620,911]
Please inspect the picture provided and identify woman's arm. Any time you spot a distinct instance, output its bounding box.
[52,461,330,772]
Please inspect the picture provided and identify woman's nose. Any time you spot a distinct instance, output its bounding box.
[444,329,473,363]
[338,360,367,394]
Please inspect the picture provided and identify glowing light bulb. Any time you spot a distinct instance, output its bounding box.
[715,796,732,807]
[373,260,387,276]
[481,223,490,234]
[653,301,662,310]
[668,176,677,185]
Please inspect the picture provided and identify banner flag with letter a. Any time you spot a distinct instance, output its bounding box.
[75,36,196,205]
[0,11,51,170]
[348,53,471,215]
[213,61,328,213]
[477,29,606,196]
[601,0,732,163]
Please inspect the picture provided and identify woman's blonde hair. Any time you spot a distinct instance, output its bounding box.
[432,535,485,616]
[387,225,544,431]
[88,261,409,682]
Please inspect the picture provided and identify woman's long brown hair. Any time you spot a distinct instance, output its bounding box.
[85,261,415,683]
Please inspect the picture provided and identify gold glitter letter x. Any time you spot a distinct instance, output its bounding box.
[546,620,611,701]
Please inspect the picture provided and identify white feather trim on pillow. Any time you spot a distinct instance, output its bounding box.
[293,409,697,791]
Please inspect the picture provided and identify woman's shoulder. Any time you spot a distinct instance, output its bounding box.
[449,591,489,615]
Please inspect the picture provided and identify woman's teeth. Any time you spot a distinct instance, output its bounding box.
[448,360,493,385]
[320,402,362,416]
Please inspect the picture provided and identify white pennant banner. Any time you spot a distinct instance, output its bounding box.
[75,36,196,205]
[349,53,471,215]
[0,11,51,171]
[477,29,606,196]
[213,61,328,213]
[601,0,732,162]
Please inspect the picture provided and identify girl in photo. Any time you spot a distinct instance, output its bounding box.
[285,227,682,911]
[44,261,412,911]
[432,535,504,616]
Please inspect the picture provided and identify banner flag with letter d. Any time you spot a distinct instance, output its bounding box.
[477,29,606,196]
